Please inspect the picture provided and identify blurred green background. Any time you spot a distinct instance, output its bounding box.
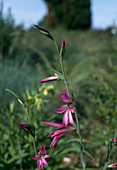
[0,0,117,169]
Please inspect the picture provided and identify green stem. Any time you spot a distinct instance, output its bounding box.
[103,130,117,170]
[53,40,70,96]
[5,88,38,155]
[53,39,86,170]
[75,110,86,170]
[32,136,37,155]
[22,103,37,155]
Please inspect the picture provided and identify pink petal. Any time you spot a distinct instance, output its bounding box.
[49,128,71,137]
[37,159,40,169]
[37,159,43,169]
[68,110,76,126]
[108,163,117,168]
[63,110,69,126]
[19,122,26,125]
[55,104,68,113]
[40,75,58,83]
[44,154,50,158]
[42,157,48,166]
[32,155,38,160]
[48,130,56,137]
[61,90,72,103]
[42,145,46,154]
[38,145,46,155]
[41,121,64,127]
[49,135,62,147]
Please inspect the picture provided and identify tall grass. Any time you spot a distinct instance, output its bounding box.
[0,58,44,108]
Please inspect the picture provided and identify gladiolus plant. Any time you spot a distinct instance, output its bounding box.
[5,24,117,170]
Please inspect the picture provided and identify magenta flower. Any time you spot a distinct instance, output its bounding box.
[19,122,35,137]
[40,75,59,83]
[55,90,76,126]
[114,138,117,146]
[108,163,117,168]
[41,121,75,147]
[32,145,50,169]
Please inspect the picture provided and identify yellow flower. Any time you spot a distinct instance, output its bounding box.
[35,98,43,111]
[43,89,48,96]
[38,98,43,104]
[27,96,33,100]
[87,47,92,53]
[47,85,54,90]
[43,85,54,96]
[100,69,107,74]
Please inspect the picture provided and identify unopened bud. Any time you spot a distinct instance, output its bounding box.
[34,25,54,40]
[60,40,65,58]
[19,122,35,137]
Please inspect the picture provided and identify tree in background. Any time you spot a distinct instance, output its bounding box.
[44,0,91,29]
[0,2,14,61]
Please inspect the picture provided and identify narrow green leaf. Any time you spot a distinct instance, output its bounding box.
[81,152,86,169]
[4,88,23,106]
[51,69,64,80]
[103,160,111,170]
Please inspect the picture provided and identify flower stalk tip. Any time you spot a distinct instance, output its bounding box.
[34,25,54,40]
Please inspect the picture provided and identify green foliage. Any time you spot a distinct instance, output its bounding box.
[1,85,85,169]
[0,59,43,108]
[44,0,91,29]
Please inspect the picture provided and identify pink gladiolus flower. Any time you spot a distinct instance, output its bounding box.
[40,75,59,83]
[41,121,75,147]
[32,145,50,169]
[108,163,117,168]
[114,138,117,146]
[55,90,76,126]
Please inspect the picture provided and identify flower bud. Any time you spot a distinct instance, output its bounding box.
[34,25,54,40]
[114,138,117,146]
[19,122,35,137]
[60,40,65,58]
[108,163,117,168]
